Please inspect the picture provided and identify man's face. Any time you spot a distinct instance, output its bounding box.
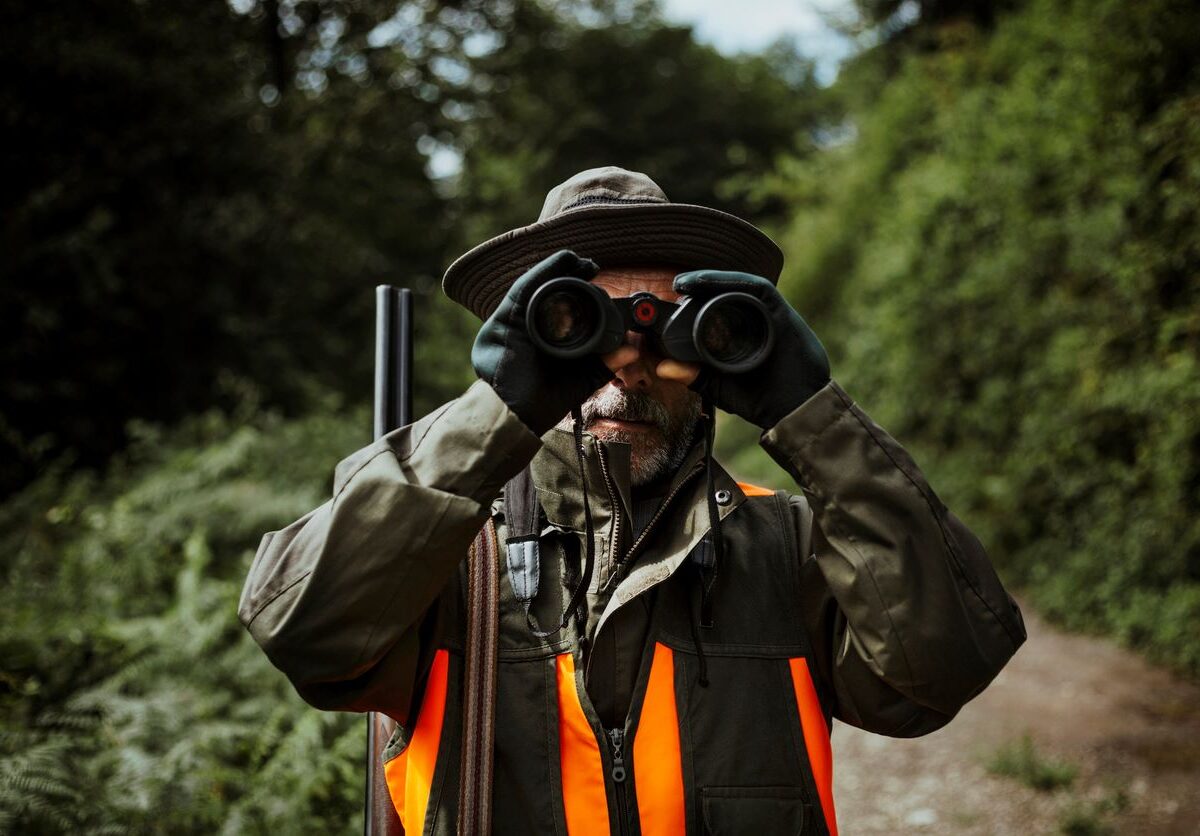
[555,266,703,488]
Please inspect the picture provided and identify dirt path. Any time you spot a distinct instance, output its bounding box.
[831,602,1200,834]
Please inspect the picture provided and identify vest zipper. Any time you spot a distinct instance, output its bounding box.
[590,447,707,836]
[607,728,631,836]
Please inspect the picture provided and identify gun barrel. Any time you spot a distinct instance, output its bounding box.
[366,284,413,835]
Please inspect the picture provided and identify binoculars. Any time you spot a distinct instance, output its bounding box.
[526,277,775,373]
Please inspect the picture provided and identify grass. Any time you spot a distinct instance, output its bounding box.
[1057,790,1129,836]
[1058,803,1113,836]
[985,734,1079,792]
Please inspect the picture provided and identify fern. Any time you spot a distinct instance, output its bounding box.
[0,733,83,832]
[1,403,367,832]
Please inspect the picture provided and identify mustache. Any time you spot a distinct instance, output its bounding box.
[580,387,671,433]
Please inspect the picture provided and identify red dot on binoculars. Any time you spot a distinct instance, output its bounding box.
[634,301,656,324]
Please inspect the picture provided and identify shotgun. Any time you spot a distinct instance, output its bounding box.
[365,285,411,836]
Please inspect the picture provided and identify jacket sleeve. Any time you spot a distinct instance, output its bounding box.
[759,380,1026,737]
[238,379,543,722]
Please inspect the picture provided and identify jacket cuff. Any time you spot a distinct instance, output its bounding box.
[374,378,544,508]
[758,379,856,479]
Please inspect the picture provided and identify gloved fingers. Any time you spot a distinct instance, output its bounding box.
[583,353,617,391]
[672,269,777,300]
[555,352,617,406]
[687,363,715,396]
[487,250,595,326]
[508,249,599,308]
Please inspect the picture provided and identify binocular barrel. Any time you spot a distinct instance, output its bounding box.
[526,277,775,374]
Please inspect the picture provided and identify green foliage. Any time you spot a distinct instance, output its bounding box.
[0,728,81,833]
[6,0,1199,827]
[0,0,458,496]
[0,401,370,832]
[2,0,817,502]
[985,734,1078,792]
[1057,789,1128,835]
[757,0,1200,675]
[1,1,836,827]
[451,4,829,249]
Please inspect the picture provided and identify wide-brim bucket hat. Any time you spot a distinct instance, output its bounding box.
[442,165,785,320]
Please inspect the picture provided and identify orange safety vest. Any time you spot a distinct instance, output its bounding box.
[384,483,838,836]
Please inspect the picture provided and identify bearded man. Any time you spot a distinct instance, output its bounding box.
[240,166,1026,835]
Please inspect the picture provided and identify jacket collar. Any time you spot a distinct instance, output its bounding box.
[530,421,708,542]
[529,420,748,632]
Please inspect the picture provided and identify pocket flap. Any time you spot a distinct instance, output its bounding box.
[701,786,809,835]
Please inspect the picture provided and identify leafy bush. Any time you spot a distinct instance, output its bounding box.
[0,399,370,833]
[742,0,1200,675]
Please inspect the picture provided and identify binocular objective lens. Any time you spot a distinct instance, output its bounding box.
[696,298,766,368]
[532,289,596,348]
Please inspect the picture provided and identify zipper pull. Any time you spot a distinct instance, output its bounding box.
[607,728,627,783]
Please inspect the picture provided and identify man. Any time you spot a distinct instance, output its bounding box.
[239,166,1026,835]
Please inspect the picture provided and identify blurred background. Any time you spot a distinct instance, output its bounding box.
[2,0,1197,832]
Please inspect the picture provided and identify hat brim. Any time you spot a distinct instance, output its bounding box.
[442,202,784,320]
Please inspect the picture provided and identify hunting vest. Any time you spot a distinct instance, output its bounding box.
[380,463,840,836]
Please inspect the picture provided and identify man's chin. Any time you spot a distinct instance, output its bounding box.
[591,428,674,486]
[586,420,663,447]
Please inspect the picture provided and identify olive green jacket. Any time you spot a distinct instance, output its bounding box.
[239,378,1026,834]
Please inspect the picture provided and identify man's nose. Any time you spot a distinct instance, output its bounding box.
[610,330,657,392]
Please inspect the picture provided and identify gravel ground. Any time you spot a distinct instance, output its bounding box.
[831,602,1200,835]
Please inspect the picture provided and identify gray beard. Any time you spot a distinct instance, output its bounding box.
[557,386,702,486]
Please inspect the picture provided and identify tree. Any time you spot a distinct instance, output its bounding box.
[756,0,1200,674]
[450,3,828,250]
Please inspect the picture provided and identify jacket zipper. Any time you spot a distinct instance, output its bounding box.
[619,462,700,568]
[595,442,623,571]
[609,463,705,587]
[607,728,631,836]
[592,452,706,834]
[575,443,623,672]
[585,461,706,681]
[595,436,706,587]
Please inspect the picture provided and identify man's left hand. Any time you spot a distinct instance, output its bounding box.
[657,270,831,429]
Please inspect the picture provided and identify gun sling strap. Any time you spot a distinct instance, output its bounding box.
[462,398,603,836]
[458,514,498,836]
[457,465,540,835]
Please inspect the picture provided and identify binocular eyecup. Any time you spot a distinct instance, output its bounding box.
[526,277,775,374]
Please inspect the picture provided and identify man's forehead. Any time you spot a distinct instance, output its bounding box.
[590,265,683,300]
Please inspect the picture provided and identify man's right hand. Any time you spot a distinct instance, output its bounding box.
[472,250,615,436]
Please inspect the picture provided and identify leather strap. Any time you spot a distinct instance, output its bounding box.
[503,467,543,624]
[504,466,540,542]
[458,517,499,836]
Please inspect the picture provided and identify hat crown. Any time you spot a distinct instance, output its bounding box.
[443,164,784,320]
[538,165,669,222]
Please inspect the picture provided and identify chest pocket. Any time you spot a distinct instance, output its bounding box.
[655,492,809,655]
[641,493,835,836]
[701,786,812,836]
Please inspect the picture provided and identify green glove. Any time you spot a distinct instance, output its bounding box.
[673,270,831,429]
[472,250,615,436]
